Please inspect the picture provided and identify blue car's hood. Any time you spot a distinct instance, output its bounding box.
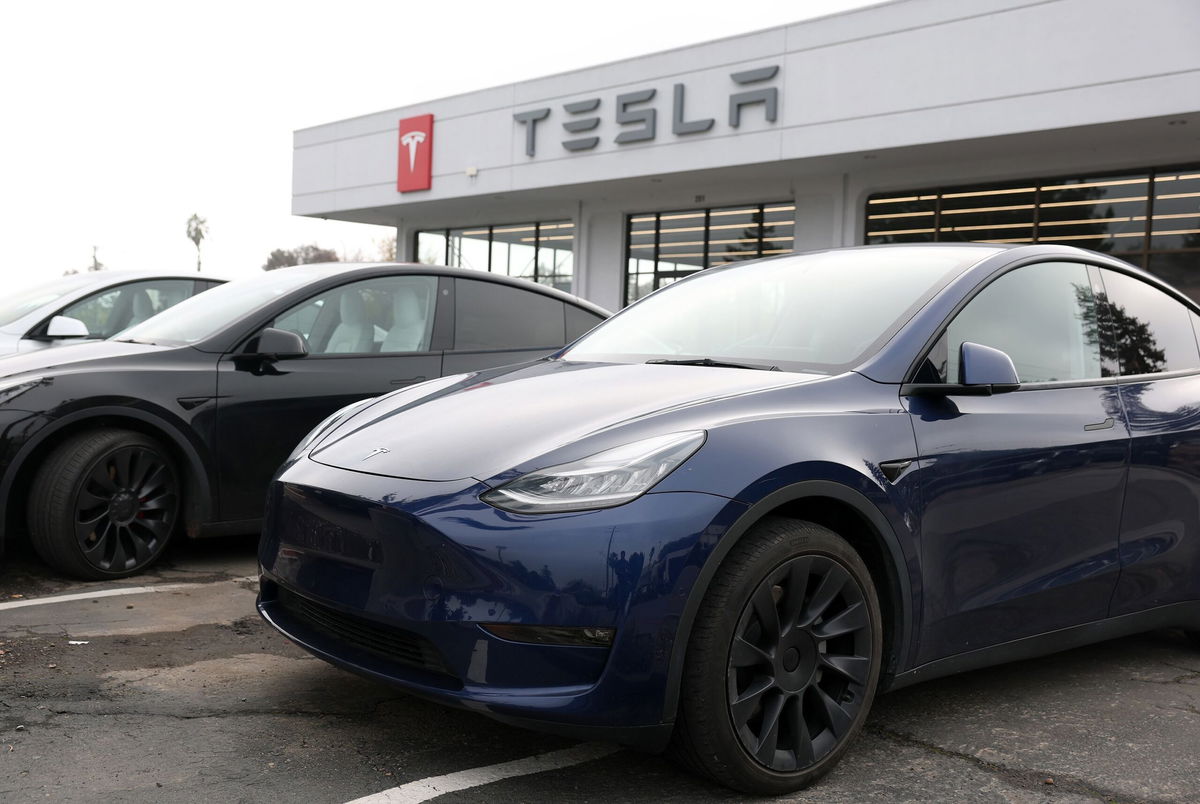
[309,360,824,482]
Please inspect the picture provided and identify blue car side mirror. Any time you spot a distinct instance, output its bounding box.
[959,341,1020,393]
[903,341,1021,397]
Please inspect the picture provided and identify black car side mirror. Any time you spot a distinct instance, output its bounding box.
[247,328,308,360]
[903,341,1020,397]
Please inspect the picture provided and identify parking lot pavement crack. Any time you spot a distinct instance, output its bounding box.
[1132,672,1200,685]
[1163,703,1200,718]
[1160,662,1200,682]
[869,727,1174,804]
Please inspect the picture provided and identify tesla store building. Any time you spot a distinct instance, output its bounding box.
[292,0,1200,311]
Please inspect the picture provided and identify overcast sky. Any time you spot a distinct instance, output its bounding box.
[1,0,877,291]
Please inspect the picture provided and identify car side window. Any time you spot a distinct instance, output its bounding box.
[1097,269,1200,376]
[59,279,197,339]
[271,275,438,356]
[919,262,1104,384]
[565,304,605,341]
[453,279,565,350]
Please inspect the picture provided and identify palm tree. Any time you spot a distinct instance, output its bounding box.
[186,214,208,272]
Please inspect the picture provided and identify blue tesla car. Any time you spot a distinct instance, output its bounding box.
[257,244,1200,793]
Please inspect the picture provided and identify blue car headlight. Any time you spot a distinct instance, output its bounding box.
[481,430,706,514]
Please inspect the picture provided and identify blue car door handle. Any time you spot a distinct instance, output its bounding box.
[1083,417,1115,431]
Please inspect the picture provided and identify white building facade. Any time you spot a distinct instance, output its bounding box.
[292,0,1200,310]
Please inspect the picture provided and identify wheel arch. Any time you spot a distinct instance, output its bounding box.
[661,480,915,722]
[2,406,215,549]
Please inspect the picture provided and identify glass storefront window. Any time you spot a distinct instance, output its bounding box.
[414,221,574,292]
[1150,169,1200,252]
[448,227,491,272]
[624,201,795,304]
[415,231,448,266]
[866,164,1200,302]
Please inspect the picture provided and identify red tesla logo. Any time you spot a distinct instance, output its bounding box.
[397,114,433,192]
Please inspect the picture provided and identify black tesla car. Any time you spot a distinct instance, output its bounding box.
[0,263,608,579]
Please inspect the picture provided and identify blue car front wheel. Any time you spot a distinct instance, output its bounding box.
[671,517,882,794]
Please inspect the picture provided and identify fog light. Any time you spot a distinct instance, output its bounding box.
[480,623,615,647]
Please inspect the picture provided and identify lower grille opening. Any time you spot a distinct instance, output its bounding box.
[276,587,461,688]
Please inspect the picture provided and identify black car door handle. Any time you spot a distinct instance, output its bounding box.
[390,376,427,386]
[1083,417,1115,431]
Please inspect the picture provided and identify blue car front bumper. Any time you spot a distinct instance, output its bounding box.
[257,456,747,749]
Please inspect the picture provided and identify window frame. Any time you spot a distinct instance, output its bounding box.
[622,201,796,306]
[446,276,567,354]
[1094,266,1200,381]
[915,260,1110,388]
[26,277,208,341]
[864,163,1200,299]
[413,219,575,292]
[908,256,1200,391]
[254,274,450,360]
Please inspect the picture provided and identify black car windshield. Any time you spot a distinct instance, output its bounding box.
[0,275,97,328]
[115,267,325,346]
[564,247,999,373]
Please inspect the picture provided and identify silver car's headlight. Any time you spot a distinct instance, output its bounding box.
[481,431,706,514]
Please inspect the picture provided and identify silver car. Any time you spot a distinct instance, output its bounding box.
[0,272,224,355]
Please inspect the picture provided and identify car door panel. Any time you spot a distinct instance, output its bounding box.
[907,387,1128,663]
[215,353,443,522]
[1111,376,1200,614]
[1095,269,1200,616]
[905,260,1129,664]
[213,274,444,523]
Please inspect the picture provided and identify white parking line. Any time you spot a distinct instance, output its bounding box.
[0,576,257,612]
[345,743,621,803]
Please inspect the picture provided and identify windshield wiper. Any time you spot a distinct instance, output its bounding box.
[112,338,157,345]
[646,357,779,371]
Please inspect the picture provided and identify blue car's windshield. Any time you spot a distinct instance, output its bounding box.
[115,266,328,346]
[565,247,999,373]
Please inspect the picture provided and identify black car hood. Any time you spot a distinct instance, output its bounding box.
[0,340,165,379]
[309,360,823,482]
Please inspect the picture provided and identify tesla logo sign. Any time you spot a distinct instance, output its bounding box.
[512,66,779,157]
[397,114,433,192]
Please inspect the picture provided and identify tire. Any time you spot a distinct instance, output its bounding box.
[28,429,181,580]
[670,517,883,794]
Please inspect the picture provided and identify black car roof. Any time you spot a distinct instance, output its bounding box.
[264,262,608,317]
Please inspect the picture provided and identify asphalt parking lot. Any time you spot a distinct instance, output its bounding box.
[1,537,1197,804]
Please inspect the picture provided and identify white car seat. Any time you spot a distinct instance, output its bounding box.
[326,292,374,353]
[381,287,427,352]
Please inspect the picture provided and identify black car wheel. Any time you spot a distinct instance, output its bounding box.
[29,429,180,579]
[671,517,882,794]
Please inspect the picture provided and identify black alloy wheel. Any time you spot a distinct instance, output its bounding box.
[29,429,181,579]
[727,554,873,771]
[671,517,882,794]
